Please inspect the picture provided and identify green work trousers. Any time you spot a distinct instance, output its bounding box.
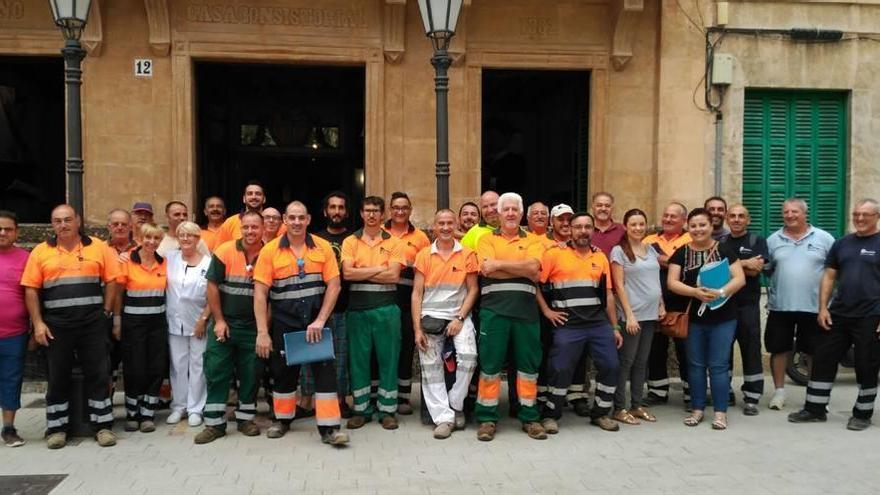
[347,304,401,419]
[203,321,258,431]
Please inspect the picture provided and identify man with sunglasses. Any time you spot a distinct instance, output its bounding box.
[342,196,406,430]
[253,202,348,446]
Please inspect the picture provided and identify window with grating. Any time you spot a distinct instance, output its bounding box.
[742,90,847,238]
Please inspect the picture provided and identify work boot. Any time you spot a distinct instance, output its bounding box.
[397,402,414,415]
[2,427,25,448]
[194,426,226,445]
[381,416,399,430]
[433,422,453,440]
[139,420,156,433]
[571,399,591,417]
[743,404,759,416]
[846,417,871,431]
[540,418,559,434]
[453,410,466,430]
[590,416,620,432]
[643,393,667,406]
[321,430,350,446]
[522,422,547,440]
[266,422,290,439]
[346,415,370,429]
[95,429,117,447]
[787,409,827,423]
[476,422,496,442]
[124,420,139,432]
[46,432,67,450]
[237,420,260,437]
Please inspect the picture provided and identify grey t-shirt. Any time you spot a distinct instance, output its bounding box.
[610,244,662,322]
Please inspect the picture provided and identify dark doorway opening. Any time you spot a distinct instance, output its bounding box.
[0,57,65,222]
[482,69,590,210]
[195,63,365,229]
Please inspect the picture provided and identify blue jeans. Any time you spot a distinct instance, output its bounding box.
[0,333,27,412]
[686,319,736,412]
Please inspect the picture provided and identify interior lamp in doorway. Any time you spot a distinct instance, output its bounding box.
[48,0,93,219]
[417,0,463,210]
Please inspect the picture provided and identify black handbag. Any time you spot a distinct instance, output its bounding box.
[420,315,451,335]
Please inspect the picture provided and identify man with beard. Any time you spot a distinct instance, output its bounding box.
[461,191,500,250]
[299,192,354,418]
[196,211,264,444]
[590,192,625,256]
[704,196,730,242]
[643,202,692,407]
[201,196,227,251]
[526,202,550,236]
[215,181,284,246]
[539,212,622,433]
[455,202,480,240]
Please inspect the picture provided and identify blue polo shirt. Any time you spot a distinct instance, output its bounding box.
[765,226,835,313]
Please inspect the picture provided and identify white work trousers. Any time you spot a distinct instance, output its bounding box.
[418,317,477,425]
[168,333,207,415]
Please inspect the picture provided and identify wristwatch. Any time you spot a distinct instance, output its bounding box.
[455,315,466,322]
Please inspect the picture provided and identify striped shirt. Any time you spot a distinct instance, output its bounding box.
[413,240,479,320]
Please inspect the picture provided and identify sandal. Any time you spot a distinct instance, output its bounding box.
[712,413,728,430]
[630,406,657,422]
[612,409,640,425]
[683,411,704,427]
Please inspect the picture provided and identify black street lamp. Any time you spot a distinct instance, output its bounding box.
[417,0,463,210]
[48,0,92,219]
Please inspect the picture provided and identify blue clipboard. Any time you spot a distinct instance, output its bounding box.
[696,258,731,315]
[282,327,335,366]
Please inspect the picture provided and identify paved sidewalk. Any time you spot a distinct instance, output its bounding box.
[1,376,878,495]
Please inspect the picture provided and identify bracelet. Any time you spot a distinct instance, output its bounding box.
[613,324,622,332]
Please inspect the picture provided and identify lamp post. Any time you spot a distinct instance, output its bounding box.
[417,0,463,210]
[48,0,92,219]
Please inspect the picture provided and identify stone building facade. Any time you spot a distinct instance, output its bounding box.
[0,0,877,234]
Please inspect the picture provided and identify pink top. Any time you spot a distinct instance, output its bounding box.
[0,247,30,338]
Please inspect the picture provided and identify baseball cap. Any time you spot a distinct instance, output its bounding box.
[550,204,574,218]
[131,202,154,214]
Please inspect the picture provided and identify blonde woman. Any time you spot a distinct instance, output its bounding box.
[116,223,168,433]
[165,221,211,427]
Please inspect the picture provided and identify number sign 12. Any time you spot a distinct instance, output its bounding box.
[135,59,153,77]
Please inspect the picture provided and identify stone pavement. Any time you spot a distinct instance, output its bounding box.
[2,376,879,495]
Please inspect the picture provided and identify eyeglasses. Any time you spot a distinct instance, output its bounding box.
[391,206,411,213]
[178,233,200,239]
[363,209,382,216]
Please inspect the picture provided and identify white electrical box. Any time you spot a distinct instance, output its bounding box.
[712,53,734,85]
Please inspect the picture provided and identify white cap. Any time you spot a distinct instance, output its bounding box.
[550,204,574,218]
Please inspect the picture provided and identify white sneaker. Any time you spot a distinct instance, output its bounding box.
[188,414,203,427]
[166,410,184,424]
[769,391,785,410]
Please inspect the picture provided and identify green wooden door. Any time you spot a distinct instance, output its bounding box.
[742,90,848,238]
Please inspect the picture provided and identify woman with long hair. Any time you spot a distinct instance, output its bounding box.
[610,209,664,425]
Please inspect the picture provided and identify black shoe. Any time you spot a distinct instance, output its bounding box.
[571,399,591,417]
[787,409,827,423]
[644,394,668,407]
[340,402,353,419]
[743,403,759,416]
[294,406,315,421]
[846,417,871,431]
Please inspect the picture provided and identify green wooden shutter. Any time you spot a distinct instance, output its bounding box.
[742,90,847,238]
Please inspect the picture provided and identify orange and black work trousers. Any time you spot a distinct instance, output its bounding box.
[121,314,168,422]
[45,316,113,434]
[268,325,341,434]
[475,308,541,424]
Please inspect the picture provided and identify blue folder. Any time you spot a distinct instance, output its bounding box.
[697,258,731,315]
[282,328,335,366]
